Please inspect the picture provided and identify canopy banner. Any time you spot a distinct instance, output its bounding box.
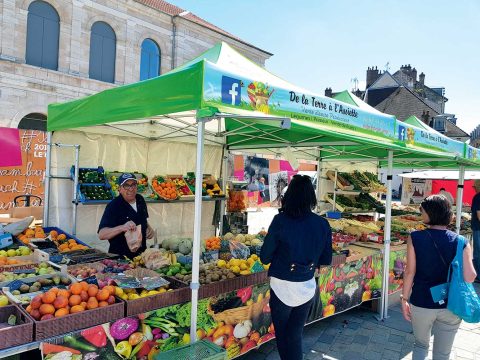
[396,121,464,156]
[202,62,396,140]
[466,144,479,162]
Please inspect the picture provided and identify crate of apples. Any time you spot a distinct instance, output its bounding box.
[25,281,117,321]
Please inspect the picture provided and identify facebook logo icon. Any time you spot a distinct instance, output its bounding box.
[398,125,406,141]
[221,76,241,106]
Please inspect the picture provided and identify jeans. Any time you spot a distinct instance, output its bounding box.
[410,304,461,360]
[473,230,480,280]
[269,289,314,360]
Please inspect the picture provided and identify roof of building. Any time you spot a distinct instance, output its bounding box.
[443,119,470,139]
[134,0,273,56]
[373,86,439,121]
[365,87,398,107]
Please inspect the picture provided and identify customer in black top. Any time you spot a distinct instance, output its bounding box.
[98,173,154,258]
[401,195,476,360]
[260,174,332,360]
[471,179,480,282]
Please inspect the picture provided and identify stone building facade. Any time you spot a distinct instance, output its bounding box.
[0,0,272,128]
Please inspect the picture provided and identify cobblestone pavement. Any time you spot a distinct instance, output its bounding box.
[239,284,480,360]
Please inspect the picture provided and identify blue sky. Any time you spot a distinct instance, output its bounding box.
[169,0,479,134]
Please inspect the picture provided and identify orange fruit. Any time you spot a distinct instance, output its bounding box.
[26,305,32,313]
[86,297,98,310]
[80,291,89,302]
[104,285,115,296]
[42,291,56,304]
[69,295,81,306]
[70,305,84,313]
[80,302,87,309]
[55,308,69,317]
[31,295,43,310]
[53,295,68,310]
[98,301,109,307]
[96,289,110,301]
[70,283,83,295]
[39,304,55,315]
[87,285,98,297]
[49,287,59,295]
[57,289,70,298]
[80,282,88,292]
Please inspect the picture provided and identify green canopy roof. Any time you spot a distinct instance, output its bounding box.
[47,42,477,168]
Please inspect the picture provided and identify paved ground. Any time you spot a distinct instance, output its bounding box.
[239,284,480,360]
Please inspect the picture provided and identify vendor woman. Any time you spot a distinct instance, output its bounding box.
[98,173,154,258]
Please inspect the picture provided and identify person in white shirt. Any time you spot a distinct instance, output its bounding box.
[439,188,455,205]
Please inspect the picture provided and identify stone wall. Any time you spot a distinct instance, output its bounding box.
[0,0,271,126]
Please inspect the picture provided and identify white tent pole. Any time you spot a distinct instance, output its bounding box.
[72,145,80,235]
[316,147,322,211]
[456,165,465,234]
[190,117,206,343]
[43,132,52,226]
[219,148,228,235]
[380,150,394,320]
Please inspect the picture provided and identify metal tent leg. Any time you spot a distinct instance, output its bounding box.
[456,166,465,234]
[43,132,52,226]
[379,150,393,320]
[190,118,206,343]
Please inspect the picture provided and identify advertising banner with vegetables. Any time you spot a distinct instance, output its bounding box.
[388,249,407,294]
[317,253,383,319]
[40,252,400,359]
[203,62,396,141]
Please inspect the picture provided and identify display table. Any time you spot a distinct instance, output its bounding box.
[24,244,406,359]
[0,236,408,359]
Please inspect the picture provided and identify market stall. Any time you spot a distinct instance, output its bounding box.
[0,42,477,358]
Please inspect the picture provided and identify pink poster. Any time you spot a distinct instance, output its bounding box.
[0,127,22,167]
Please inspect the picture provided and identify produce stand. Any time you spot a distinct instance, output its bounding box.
[0,42,471,359]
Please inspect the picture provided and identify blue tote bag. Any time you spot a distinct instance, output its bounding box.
[447,236,480,323]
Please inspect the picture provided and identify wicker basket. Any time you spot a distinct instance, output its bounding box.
[122,276,190,316]
[21,300,124,340]
[208,297,269,325]
[0,304,34,350]
[199,271,268,300]
[154,339,226,360]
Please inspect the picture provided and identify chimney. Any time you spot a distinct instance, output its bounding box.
[366,66,381,88]
[419,72,425,86]
[411,67,417,82]
[325,87,333,98]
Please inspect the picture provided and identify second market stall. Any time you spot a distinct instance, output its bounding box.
[40,42,480,358]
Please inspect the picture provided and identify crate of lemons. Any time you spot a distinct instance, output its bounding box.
[216,254,269,276]
[114,285,173,301]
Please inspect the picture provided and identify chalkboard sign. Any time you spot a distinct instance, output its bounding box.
[83,275,98,286]
[7,279,26,291]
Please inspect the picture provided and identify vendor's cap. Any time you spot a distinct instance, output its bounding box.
[118,173,137,186]
[474,179,480,188]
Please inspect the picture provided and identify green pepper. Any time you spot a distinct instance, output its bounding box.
[63,335,96,352]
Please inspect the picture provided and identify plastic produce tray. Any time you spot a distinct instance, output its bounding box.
[77,183,114,203]
[70,166,106,184]
[153,339,226,360]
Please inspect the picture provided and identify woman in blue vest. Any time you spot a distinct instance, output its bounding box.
[260,174,332,360]
[401,195,477,360]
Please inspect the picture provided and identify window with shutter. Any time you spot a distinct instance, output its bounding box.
[140,38,161,80]
[89,22,116,83]
[25,1,60,70]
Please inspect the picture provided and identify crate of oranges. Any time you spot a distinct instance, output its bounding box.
[152,176,181,201]
[22,281,124,340]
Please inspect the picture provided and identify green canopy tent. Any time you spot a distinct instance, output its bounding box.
[47,42,474,334]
